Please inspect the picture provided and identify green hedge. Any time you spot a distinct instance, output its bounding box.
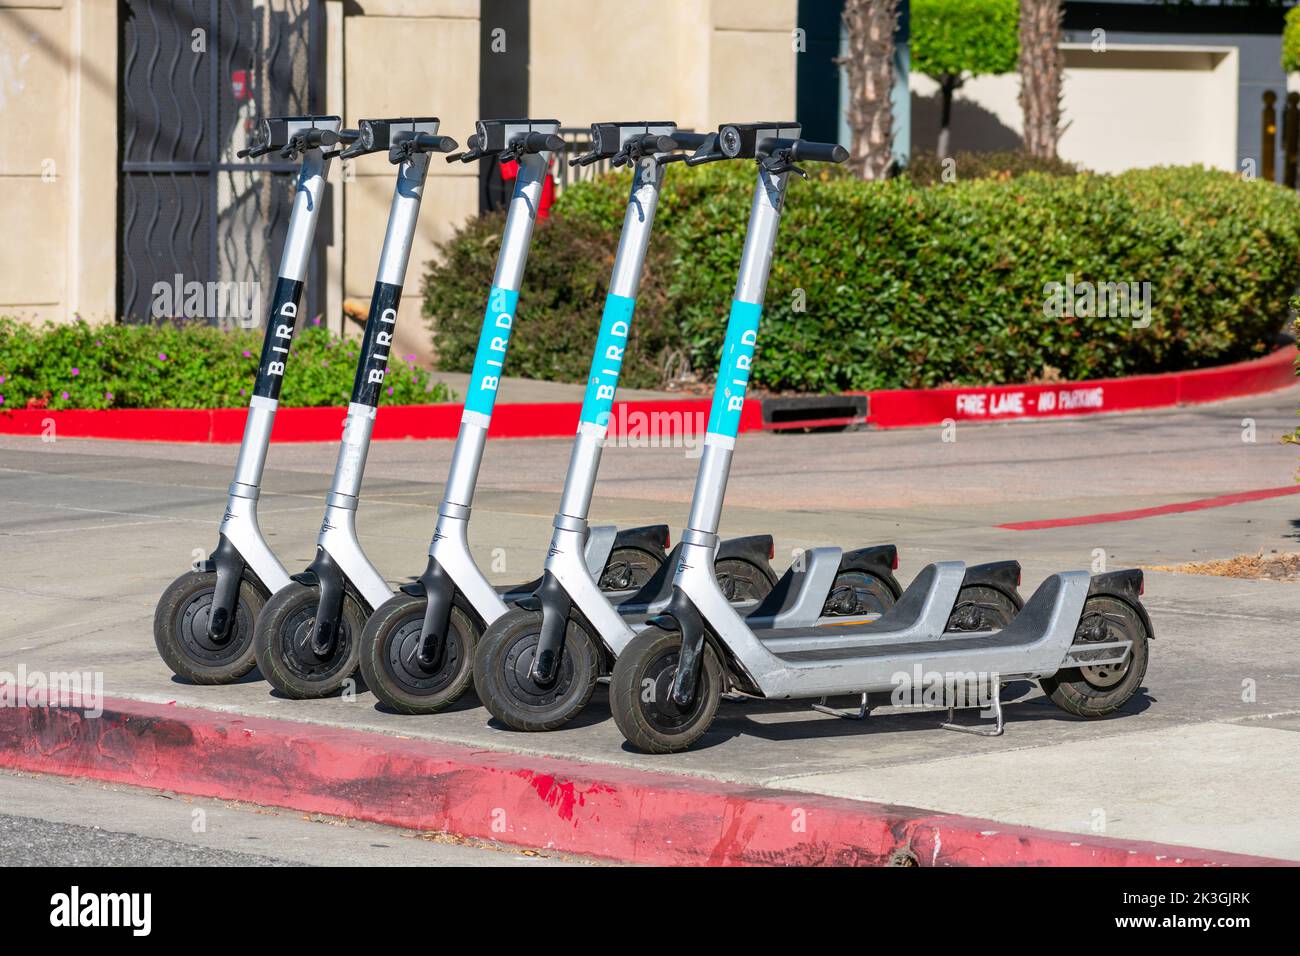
[0,318,454,410]
[426,163,1300,394]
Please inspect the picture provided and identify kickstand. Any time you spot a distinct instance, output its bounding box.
[812,693,870,720]
[940,687,1004,737]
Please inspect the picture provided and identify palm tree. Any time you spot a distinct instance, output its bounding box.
[840,0,901,180]
[1018,0,1064,159]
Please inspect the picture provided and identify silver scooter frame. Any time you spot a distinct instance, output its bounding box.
[294,119,453,638]
[409,120,565,639]
[206,115,341,636]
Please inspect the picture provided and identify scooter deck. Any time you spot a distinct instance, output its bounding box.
[746,569,1099,699]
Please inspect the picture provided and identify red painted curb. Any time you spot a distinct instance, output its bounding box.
[999,485,1300,531]
[0,348,1291,443]
[0,697,1285,867]
[862,346,1298,429]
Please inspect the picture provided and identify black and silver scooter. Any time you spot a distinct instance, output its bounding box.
[607,123,1153,753]
[153,115,341,684]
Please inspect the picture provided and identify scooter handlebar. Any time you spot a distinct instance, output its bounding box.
[758,137,849,165]
[517,131,565,155]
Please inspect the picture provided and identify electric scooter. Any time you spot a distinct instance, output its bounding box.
[357,121,791,714]
[472,125,1025,733]
[607,123,1154,753]
[153,115,342,684]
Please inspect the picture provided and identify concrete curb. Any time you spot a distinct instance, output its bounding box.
[0,697,1285,867]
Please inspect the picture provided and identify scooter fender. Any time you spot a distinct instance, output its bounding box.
[1086,568,1155,640]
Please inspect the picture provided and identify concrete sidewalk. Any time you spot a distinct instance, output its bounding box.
[1,389,1298,861]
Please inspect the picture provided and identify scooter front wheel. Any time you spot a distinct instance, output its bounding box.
[154,570,265,684]
[472,608,600,731]
[253,582,366,699]
[1040,594,1150,718]
[609,626,722,754]
[359,593,480,714]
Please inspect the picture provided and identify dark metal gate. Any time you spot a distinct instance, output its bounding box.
[118,0,326,326]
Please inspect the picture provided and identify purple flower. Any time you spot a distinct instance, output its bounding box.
[0,395,5,405]
[321,360,328,367]
[94,340,102,347]
[60,391,69,400]
[405,354,415,362]
[239,388,246,396]
[312,316,321,326]
[158,352,168,361]
[71,367,79,376]
[386,386,394,396]
[104,391,113,401]
[0,375,5,384]
[242,350,252,358]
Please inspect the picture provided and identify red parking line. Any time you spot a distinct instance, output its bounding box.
[998,485,1300,531]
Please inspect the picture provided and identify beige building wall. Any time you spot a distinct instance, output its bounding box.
[339,0,481,364]
[910,43,1239,174]
[0,0,116,325]
[527,0,797,133]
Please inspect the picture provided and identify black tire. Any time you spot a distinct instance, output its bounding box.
[253,581,367,699]
[715,558,774,603]
[154,570,265,684]
[609,626,722,754]
[597,546,662,592]
[472,607,600,731]
[358,593,480,714]
[945,584,1019,632]
[822,569,897,617]
[1040,594,1150,718]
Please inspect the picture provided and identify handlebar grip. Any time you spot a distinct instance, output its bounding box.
[790,140,850,164]
[520,131,564,154]
[413,133,460,154]
[668,131,710,150]
[304,128,339,148]
[638,134,677,154]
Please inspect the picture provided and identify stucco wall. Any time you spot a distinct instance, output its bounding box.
[0,0,116,325]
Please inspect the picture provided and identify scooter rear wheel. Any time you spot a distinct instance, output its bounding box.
[473,608,600,731]
[1040,594,1150,718]
[253,582,366,699]
[946,584,1019,632]
[154,570,265,684]
[715,558,775,603]
[597,546,661,591]
[823,569,897,616]
[359,593,479,714]
[609,626,722,754]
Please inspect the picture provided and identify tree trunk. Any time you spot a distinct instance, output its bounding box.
[840,0,900,180]
[937,73,960,160]
[1018,0,1064,160]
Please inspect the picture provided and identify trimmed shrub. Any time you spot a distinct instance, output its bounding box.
[421,210,681,389]
[0,318,454,410]
[904,149,1081,185]
[423,163,1300,394]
